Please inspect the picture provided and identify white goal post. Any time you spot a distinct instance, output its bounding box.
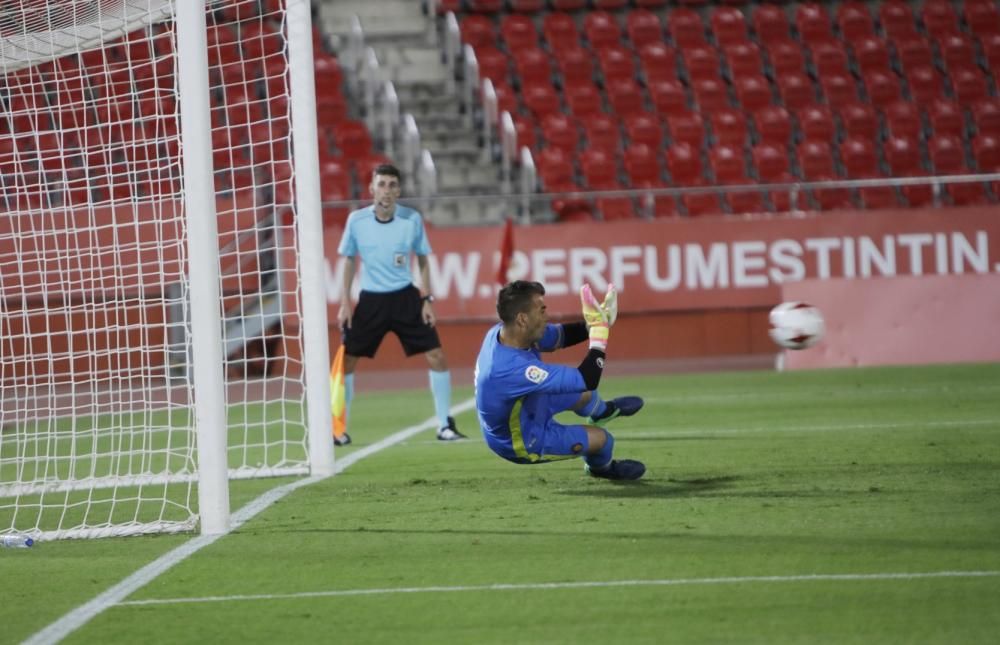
[0,0,334,540]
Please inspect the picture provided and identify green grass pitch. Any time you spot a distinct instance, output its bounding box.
[3,363,999,644]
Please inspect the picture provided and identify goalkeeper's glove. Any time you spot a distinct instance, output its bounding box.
[581,284,610,351]
[600,283,618,327]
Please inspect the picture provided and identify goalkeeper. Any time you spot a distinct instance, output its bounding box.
[474,280,646,480]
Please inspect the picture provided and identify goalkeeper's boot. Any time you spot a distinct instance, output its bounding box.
[437,416,468,441]
[588,396,644,425]
[586,459,646,481]
[334,433,352,446]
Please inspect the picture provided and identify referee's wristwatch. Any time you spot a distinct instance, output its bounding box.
[421,294,435,304]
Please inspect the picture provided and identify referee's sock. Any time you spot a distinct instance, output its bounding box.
[576,391,608,420]
[429,369,451,429]
[344,373,355,425]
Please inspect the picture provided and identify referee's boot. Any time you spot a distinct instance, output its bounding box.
[437,416,468,441]
[587,396,644,426]
[585,459,646,481]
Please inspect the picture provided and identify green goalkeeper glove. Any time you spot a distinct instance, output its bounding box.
[581,284,610,351]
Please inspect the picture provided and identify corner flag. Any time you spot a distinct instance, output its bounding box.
[496,217,514,286]
[330,345,347,441]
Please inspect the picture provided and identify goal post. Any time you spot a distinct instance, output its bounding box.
[0,0,334,540]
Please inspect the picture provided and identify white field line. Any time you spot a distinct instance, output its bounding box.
[116,570,1000,606]
[21,398,477,645]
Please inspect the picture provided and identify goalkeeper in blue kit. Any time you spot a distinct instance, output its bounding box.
[474,280,646,480]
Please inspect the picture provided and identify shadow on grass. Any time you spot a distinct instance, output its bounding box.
[555,475,741,498]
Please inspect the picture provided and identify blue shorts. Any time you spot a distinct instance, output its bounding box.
[484,392,592,464]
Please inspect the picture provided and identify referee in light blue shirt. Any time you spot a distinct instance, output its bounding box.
[336,164,466,445]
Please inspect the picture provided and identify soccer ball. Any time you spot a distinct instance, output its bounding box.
[768,302,825,350]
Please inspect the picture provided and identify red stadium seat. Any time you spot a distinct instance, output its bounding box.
[778,72,814,111]
[754,106,793,145]
[767,40,806,76]
[693,77,729,112]
[798,104,836,142]
[607,78,646,117]
[884,137,933,208]
[638,42,677,82]
[509,0,545,12]
[838,102,879,140]
[853,36,891,75]
[966,0,1000,38]
[460,16,496,49]
[724,42,764,77]
[668,9,706,48]
[555,47,595,86]
[879,0,917,41]
[930,136,986,205]
[598,46,636,83]
[474,46,509,85]
[821,73,859,108]
[513,48,552,85]
[974,99,1000,137]
[735,74,772,112]
[649,78,689,117]
[921,0,959,40]
[894,36,934,73]
[583,113,622,152]
[905,66,944,104]
[683,45,720,82]
[799,140,851,210]
[724,180,767,214]
[580,147,620,189]
[927,99,964,138]
[523,83,561,118]
[710,144,748,182]
[500,14,538,50]
[711,107,748,146]
[626,112,663,148]
[883,100,922,140]
[667,141,704,184]
[667,111,706,147]
[973,135,1000,172]
[982,33,1000,72]
[863,70,901,109]
[584,11,622,49]
[541,113,580,153]
[542,13,580,50]
[624,143,662,186]
[812,41,850,77]
[753,4,790,45]
[565,82,603,118]
[952,68,988,105]
[837,1,874,41]
[752,142,790,180]
[796,3,835,43]
[710,7,749,46]
[626,9,663,48]
[937,34,976,71]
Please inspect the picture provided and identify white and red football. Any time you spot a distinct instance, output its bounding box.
[768,302,826,350]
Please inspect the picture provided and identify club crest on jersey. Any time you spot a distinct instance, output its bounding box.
[524,365,549,383]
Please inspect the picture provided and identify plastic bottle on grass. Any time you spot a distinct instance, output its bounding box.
[2,534,34,548]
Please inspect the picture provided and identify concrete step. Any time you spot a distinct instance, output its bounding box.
[437,165,499,192]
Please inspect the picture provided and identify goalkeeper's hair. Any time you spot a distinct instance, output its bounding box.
[497,280,545,324]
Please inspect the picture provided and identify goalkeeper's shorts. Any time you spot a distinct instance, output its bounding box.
[484,392,593,465]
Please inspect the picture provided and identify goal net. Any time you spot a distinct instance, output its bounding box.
[0,0,332,540]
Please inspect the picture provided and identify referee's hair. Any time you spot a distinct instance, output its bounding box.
[372,163,402,181]
[497,280,545,324]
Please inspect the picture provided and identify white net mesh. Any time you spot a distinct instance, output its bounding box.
[0,0,315,539]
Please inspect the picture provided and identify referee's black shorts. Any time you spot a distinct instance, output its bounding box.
[342,285,442,358]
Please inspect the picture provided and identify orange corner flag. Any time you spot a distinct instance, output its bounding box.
[330,345,347,440]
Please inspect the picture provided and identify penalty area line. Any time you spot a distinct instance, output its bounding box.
[21,398,477,645]
[117,570,1000,607]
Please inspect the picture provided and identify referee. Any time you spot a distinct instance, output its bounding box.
[335,164,466,445]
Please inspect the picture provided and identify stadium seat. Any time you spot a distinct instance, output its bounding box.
[798,104,836,142]
[884,100,922,140]
[580,147,619,189]
[508,0,545,12]
[459,15,495,49]
[894,36,934,73]
[513,47,553,85]
[974,100,1000,137]
[927,99,964,138]
[821,73,858,108]
[583,113,622,152]
[555,47,595,86]
[853,37,891,75]
[812,41,850,77]
[921,0,960,40]
[930,135,986,204]
[884,136,934,206]
[838,102,878,140]
[541,113,580,153]
[710,144,747,182]
[965,0,1000,39]
[937,34,976,72]
[710,7,749,47]
[906,66,944,104]
[753,4,790,45]
[752,142,790,181]
[638,42,677,82]
[607,78,645,117]
[879,0,917,41]
[724,42,764,77]
[754,106,793,146]
[668,9,706,48]
[711,107,748,146]
[598,46,636,83]
[542,13,579,50]
[584,11,622,49]
[523,83,562,118]
[837,1,874,41]
[735,74,772,113]
[973,135,1000,172]
[864,70,901,109]
[693,77,729,112]
[952,68,988,105]
[474,46,509,85]
[649,78,689,117]
[667,112,705,147]
[778,72,815,111]
[500,14,538,50]
[626,9,663,48]
[624,143,662,186]
[625,112,663,148]
[683,45,720,82]
[667,141,704,184]
[565,82,603,118]
[796,3,835,43]
[768,40,807,76]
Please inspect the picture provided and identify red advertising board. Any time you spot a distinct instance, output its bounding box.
[307,206,1000,323]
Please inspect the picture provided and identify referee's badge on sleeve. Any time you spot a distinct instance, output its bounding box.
[524,365,549,384]
[393,253,405,266]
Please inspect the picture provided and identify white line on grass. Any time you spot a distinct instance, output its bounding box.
[22,398,477,645]
[115,570,1000,606]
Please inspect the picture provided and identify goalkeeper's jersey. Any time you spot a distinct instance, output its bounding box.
[475,323,588,443]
